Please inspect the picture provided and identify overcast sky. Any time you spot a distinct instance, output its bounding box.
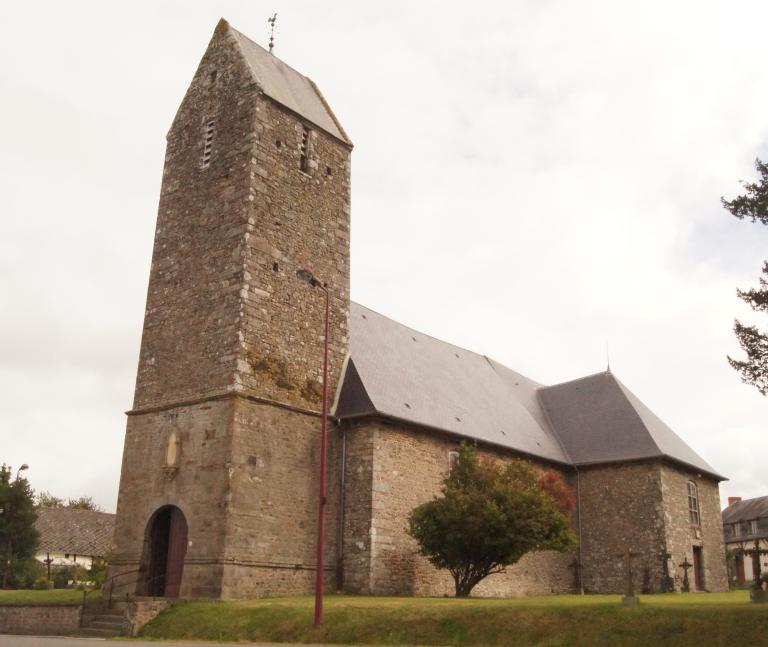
[2,1,767,512]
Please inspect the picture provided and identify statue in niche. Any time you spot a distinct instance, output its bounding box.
[163,431,180,480]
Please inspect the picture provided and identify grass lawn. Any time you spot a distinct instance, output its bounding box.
[0,588,94,605]
[140,590,768,647]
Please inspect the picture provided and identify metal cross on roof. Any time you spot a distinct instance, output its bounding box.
[268,13,277,54]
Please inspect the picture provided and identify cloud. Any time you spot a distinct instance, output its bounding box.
[1,0,767,510]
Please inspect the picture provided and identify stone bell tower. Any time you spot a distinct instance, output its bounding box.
[110,18,352,598]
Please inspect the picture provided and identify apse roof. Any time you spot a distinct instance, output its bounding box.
[337,303,724,480]
[226,21,351,145]
[539,372,722,478]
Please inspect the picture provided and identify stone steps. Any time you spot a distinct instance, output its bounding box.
[77,611,125,637]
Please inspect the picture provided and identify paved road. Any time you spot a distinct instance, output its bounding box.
[0,638,307,647]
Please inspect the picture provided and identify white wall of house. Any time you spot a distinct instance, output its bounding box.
[35,551,95,570]
[726,538,768,584]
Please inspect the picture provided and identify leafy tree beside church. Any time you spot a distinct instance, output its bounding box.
[722,158,768,395]
[408,444,576,597]
[0,465,39,588]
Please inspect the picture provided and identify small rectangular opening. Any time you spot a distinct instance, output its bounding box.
[300,126,312,172]
[202,119,215,168]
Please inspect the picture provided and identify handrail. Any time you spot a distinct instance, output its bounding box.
[108,572,168,608]
[105,567,145,608]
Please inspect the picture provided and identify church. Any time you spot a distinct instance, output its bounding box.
[110,19,727,599]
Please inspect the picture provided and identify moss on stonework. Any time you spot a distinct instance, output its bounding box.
[248,354,296,391]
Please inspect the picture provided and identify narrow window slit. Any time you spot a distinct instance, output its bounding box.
[202,119,216,169]
[300,126,312,172]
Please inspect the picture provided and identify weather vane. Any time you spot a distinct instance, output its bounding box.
[268,13,277,54]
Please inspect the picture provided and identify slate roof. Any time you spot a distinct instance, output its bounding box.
[226,20,351,145]
[35,508,115,557]
[337,303,723,480]
[722,496,768,524]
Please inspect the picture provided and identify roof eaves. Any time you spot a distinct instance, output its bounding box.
[571,454,726,481]
[344,410,574,471]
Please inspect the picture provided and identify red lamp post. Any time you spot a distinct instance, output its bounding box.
[297,269,330,627]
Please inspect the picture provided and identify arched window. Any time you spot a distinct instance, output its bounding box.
[448,451,460,474]
[687,481,700,525]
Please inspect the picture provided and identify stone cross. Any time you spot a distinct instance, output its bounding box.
[659,550,674,593]
[679,557,693,592]
[43,552,54,581]
[568,558,583,592]
[743,540,768,588]
[616,550,641,603]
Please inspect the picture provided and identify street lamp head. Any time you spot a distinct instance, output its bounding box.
[19,464,29,472]
[297,268,321,288]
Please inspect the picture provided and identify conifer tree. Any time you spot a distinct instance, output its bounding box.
[722,158,768,395]
[0,465,39,588]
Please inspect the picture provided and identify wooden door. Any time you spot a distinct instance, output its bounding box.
[164,507,188,598]
[692,546,704,591]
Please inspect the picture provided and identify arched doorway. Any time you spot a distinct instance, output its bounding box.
[144,505,188,597]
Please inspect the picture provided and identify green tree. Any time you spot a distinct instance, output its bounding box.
[722,158,768,395]
[407,444,576,597]
[0,465,39,588]
[36,492,103,512]
[65,496,103,512]
[35,491,64,508]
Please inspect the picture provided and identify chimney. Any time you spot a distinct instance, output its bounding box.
[728,496,742,506]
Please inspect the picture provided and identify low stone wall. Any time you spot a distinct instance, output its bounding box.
[0,604,81,635]
[128,598,170,636]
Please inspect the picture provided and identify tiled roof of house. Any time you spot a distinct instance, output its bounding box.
[722,496,768,524]
[336,302,723,480]
[35,507,115,557]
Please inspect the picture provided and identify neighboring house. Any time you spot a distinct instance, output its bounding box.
[108,18,728,599]
[723,496,768,586]
[35,507,115,570]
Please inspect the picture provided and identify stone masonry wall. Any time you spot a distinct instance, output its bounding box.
[342,419,576,597]
[220,398,341,598]
[0,605,81,635]
[111,399,233,597]
[341,423,375,593]
[133,22,261,409]
[577,463,667,594]
[236,95,351,411]
[660,464,727,592]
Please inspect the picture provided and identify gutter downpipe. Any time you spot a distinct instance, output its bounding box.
[576,466,584,595]
[336,422,347,591]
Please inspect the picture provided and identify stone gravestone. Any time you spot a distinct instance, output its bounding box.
[568,558,583,594]
[659,550,674,593]
[617,550,641,605]
[678,557,692,593]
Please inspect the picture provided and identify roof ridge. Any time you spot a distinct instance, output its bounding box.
[542,370,613,390]
[610,376,664,458]
[227,22,312,85]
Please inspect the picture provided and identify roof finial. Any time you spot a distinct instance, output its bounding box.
[268,13,277,54]
[606,341,611,373]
